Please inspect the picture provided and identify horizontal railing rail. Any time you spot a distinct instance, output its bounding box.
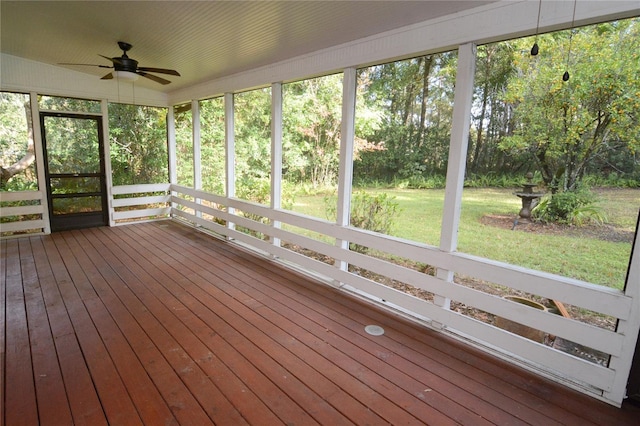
[0,191,46,235]
[111,183,171,224]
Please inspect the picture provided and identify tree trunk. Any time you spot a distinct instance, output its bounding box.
[0,103,36,188]
[417,55,433,149]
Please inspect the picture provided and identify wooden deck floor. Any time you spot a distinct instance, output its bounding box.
[2,221,639,425]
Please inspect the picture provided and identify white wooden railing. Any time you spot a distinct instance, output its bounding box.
[110,183,171,225]
[170,184,639,406]
[0,190,47,235]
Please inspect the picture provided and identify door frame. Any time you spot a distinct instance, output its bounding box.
[40,111,109,231]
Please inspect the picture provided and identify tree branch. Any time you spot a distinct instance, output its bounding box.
[0,102,36,188]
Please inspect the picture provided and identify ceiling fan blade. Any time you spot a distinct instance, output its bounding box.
[101,72,114,80]
[137,71,171,85]
[138,67,181,76]
[59,62,112,69]
[99,54,124,65]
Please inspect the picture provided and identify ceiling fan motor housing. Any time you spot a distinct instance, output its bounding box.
[113,56,139,72]
[114,42,138,72]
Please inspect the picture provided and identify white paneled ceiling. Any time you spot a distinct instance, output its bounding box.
[1,1,493,93]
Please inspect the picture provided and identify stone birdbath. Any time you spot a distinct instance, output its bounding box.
[514,172,544,222]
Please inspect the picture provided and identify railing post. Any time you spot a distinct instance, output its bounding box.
[168,105,177,217]
[192,99,202,220]
[335,67,357,280]
[100,99,116,227]
[30,92,51,234]
[605,212,640,405]
[225,93,236,234]
[435,42,477,322]
[271,82,283,250]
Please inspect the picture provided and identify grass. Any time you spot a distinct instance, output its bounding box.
[291,187,638,290]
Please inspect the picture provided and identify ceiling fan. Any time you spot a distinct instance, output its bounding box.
[60,41,180,85]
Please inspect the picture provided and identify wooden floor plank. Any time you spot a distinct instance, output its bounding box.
[3,221,639,426]
[148,221,640,426]
[58,231,192,426]
[183,228,570,425]
[46,234,144,426]
[153,223,530,425]
[99,225,362,425]
[19,238,74,425]
[121,224,420,425]
[92,229,295,425]
[67,229,246,425]
[238,248,619,426]
[1,239,7,425]
[3,238,39,425]
[29,236,108,426]
[133,223,476,425]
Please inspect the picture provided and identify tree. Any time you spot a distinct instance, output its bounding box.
[501,20,640,192]
[283,75,343,188]
[354,52,457,183]
[109,103,169,186]
[0,94,36,189]
[469,42,517,174]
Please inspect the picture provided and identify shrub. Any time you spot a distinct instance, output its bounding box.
[326,190,400,253]
[533,188,606,225]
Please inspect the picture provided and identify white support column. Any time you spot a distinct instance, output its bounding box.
[100,99,115,227]
[605,214,640,405]
[192,100,202,190]
[271,82,283,249]
[225,93,236,233]
[167,105,177,216]
[335,68,357,274]
[168,106,177,185]
[192,99,202,219]
[435,42,477,316]
[30,92,51,234]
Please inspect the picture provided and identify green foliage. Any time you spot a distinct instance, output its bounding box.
[500,19,640,192]
[199,97,226,194]
[174,104,194,187]
[350,191,399,234]
[464,173,526,188]
[283,75,344,189]
[533,188,606,225]
[38,95,101,113]
[0,92,37,191]
[582,173,640,189]
[354,52,457,183]
[109,103,169,186]
[234,88,272,204]
[325,191,400,253]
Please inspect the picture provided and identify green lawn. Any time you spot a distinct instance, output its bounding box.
[291,187,638,289]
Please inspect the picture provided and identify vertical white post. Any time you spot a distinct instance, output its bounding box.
[192,100,202,219]
[335,68,357,274]
[167,105,177,216]
[605,214,640,405]
[168,106,177,185]
[192,100,202,190]
[271,82,283,249]
[100,99,115,227]
[225,93,236,233]
[29,92,51,234]
[435,42,477,317]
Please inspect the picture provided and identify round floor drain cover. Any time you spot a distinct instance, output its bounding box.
[365,325,385,336]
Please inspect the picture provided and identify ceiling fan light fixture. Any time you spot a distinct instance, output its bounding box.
[113,70,139,81]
